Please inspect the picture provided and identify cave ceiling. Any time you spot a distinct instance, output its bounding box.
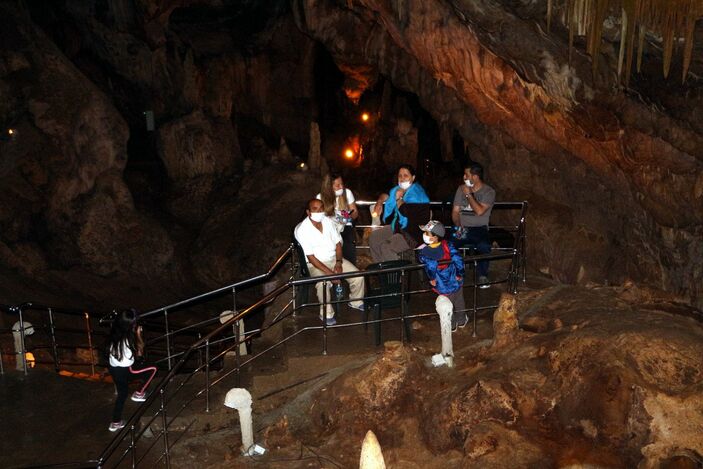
[0,0,701,310]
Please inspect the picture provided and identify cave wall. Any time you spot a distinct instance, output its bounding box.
[0,0,700,309]
[0,5,174,282]
[0,1,321,304]
[293,0,703,308]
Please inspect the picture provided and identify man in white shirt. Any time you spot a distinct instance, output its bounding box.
[294,199,365,325]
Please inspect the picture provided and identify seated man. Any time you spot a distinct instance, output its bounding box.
[294,199,365,325]
[451,162,495,288]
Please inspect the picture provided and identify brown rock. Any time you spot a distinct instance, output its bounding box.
[492,293,519,348]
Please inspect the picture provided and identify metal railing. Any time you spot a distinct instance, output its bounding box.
[90,201,527,468]
[0,201,527,467]
[0,303,104,376]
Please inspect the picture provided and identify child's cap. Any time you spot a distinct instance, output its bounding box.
[418,220,445,237]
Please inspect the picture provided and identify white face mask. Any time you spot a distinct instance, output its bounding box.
[310,212,325,223]
[422,234,435,245]
[464,178,474,188]
[399,181,412,190]
[334,188,344,196]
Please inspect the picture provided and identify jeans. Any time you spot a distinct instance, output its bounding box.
[451,225,491,278]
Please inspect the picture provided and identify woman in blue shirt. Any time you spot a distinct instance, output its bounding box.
[369,164,430,262]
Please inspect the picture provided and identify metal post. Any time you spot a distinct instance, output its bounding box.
[290,243,298,317]
[160,388,171,468]
[322,280,328,356]
[197,332,203,370]
[472,260,478,338]
[84,312,96,376]
[0,342,4,375]
[48,307,60,372]
[399,269,407,343]
[18,306,28,375]
[205,339,210,413]
[164,310,172,370]
[130,424,137,468]
[233,287,241,387]
[521,224,527,283]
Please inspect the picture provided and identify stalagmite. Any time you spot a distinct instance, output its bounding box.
[359,430,386,469]
[432,295,454,368]
[308,121,322,173]
[12,321,34,371]
[224,388,263,455]
[492,294,519,349]
[219,311,247,356]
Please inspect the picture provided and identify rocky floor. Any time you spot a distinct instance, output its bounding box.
[2,274,702,468]
[163,281,703,468]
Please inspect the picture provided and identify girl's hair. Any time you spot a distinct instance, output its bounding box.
[397,164,416,177]
[108,308,138,361]
[320,172,348,216]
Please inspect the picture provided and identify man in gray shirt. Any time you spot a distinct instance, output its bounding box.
[451,162,495,288]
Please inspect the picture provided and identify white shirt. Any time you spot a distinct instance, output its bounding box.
[294,216,341,263]
[109,340,135,367]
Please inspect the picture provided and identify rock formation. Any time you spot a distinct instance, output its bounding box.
[0,0,700,314]
[304,285,703,468]
[294,0,703,309]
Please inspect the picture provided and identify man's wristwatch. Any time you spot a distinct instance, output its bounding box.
[335,259,342,264]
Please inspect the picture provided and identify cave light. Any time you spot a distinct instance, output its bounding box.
[7,128,14,135]
[344,148,354,159]
[361,112,370,122]
[25,352,36,368]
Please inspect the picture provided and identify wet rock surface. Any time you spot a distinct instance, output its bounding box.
[270,285,703,468]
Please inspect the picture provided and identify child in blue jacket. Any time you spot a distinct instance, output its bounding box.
[417,220,467,330]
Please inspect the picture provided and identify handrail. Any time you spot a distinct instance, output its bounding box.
[96,240,526,467]
[138,245,293,319]
[2,200,528,467]
[97,282,291,465]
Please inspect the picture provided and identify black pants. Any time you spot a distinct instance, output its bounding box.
[108,363,157,422]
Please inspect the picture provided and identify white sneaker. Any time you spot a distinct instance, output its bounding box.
[478,276,491,289]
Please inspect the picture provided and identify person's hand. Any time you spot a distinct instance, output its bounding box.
[396,188,406,200]
[456,276,462,281]
[334,263,343,274]
[462,185,473,195]
[429,279,437,286]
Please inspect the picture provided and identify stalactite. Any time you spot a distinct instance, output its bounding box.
[617,7,627,81]
[622,0,641,87]
[682,5,696,83]
[588,0,610,77]
[636,24,646,72]
[546,0,703,84]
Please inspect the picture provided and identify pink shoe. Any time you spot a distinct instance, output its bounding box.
[131,391,147,402]
[109,420,126,432]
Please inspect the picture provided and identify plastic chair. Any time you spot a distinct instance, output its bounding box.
[363,260,412,346]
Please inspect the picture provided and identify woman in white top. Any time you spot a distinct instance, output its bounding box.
[317,173,359,264]
[106,308,157,432]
